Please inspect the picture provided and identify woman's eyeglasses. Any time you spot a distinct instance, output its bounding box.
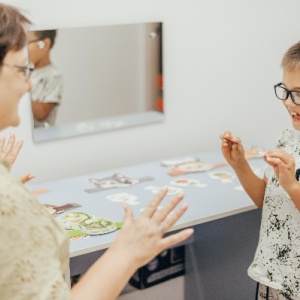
[1,63,34,79]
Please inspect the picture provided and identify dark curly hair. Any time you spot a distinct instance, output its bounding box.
[33,30,57,48]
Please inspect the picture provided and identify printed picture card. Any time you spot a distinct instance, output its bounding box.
[85,173,153,193]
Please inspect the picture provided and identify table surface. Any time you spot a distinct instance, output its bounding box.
[33,151,265,257]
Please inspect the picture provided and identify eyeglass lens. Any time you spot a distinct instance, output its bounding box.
[275,85,300,105]
[16,64,34,79]
[24,65,34,78]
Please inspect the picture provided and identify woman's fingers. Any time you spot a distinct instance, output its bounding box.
[141,187,168,218]
[0,136,6,155]
[0,133,23,169]
[7,139,23,163]
[20,173,35,184]
[159,202,188,232]
[159,228,194,250]
[153,192,185,223]
[3,133,16,154]
[122,202,134,228]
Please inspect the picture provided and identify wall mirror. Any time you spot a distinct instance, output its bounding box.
[31,22,163,142]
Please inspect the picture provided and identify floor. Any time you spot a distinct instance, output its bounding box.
[117,276,184,300]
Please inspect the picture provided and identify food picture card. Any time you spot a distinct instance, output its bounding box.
[166,159,227,176]
[170,178,207,188]
[145,185,183,195]
[208,171,235,183]
[106,193,140,205]
[59,212,122,240]
[244,147,265,160]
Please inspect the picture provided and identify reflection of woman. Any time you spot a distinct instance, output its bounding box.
[0,4,193,299]
[28,30,63,128]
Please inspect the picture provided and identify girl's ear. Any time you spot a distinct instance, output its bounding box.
[37,40,45,49]
[43,38,52,49]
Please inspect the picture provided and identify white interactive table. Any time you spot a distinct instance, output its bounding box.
[33,151,265,258]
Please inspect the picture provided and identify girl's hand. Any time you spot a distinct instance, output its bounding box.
[220,131,246,167]
[264,149,297,190]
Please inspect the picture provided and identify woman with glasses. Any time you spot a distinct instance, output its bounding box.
[0,4,193,299]
[220,43,300,299]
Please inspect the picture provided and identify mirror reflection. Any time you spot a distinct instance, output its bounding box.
[28,30,63,128]
[29,22,163,142]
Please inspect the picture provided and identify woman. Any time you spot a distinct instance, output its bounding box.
[0,3,193,300]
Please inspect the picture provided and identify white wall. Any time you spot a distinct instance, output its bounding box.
[2,0,296,183]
